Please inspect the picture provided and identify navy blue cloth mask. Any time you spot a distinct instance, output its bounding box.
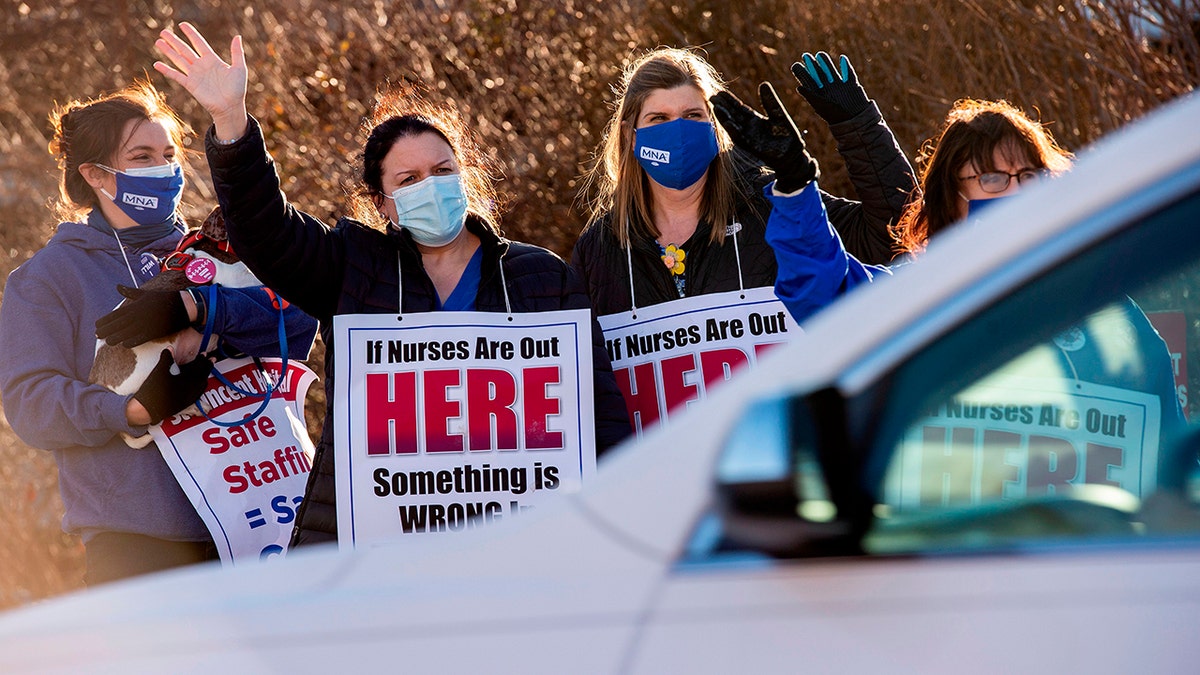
[965,195,1014,222]
[98,162,185,227]
[634,118,719,190]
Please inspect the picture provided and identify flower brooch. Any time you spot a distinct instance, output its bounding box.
[661,244,686,276]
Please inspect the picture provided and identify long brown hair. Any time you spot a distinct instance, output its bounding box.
[352,86,502,233]
[893,99,1073,254]
[47,80,188,222]
[580,47,740,247]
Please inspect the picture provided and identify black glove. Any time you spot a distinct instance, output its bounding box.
[96,285,191,347]
[133,350,212,425]
[791,52,870,125]
[710,82,820,193]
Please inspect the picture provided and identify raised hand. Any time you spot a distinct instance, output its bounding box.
[154,21,249,141]
[710,82,820,193]
[791,52,870,125]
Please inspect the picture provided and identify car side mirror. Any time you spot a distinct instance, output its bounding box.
[714,395,859,558]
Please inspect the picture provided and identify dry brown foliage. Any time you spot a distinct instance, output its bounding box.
[0,0,1196,610]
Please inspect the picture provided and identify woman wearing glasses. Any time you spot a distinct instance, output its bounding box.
[890,97,1184,471]
[892,98,1072,254]
[775,96,1175,447]
[892,97,1180,497]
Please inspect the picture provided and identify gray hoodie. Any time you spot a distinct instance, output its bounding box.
[0,209,318,543]
[0,216,209,542]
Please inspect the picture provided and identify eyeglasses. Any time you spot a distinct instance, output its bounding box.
[960,168,1049,193]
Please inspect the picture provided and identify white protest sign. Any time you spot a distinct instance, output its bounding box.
[599,287,800,436]
[333,310,595,549]
[152,357,318,566]
[883,378,1162,511]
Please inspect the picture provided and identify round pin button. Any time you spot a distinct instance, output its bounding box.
[138,252,161,279]
[1053,326,1086,352]
[185,257,218,284]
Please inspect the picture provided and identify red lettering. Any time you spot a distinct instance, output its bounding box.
[205,417,276,454]
[1084,442,1123,487]
[699,348,750,391]
[523,366,563,450]
[615,363,661,434]
[228,423,251,447]
[226,415,277,447]
[753,342,786,360]
[661,353,700,419]
[257,458,281,483]
[1027,435,1079,495]
[980,429,1022,499]
[242,460,263,488]
[467,369,518,451]
[366,372,417,456]
[223,464,249,494]
[424,369,464,453]
[919,425,975,507]
[203,427,230,454]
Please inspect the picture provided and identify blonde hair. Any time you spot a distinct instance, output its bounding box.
[581,47,742,247]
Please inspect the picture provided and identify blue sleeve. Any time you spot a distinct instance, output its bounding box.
[0,266,141,450]
[765,180,891,324]
[208,285,318,360]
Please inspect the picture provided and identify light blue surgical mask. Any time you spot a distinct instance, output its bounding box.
[97,162,184,226]
[389,174,468,247]
[634,118,719,190]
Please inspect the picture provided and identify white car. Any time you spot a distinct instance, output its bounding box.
[2,92,1199,674]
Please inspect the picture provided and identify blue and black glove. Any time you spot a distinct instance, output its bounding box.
[710,82,820,194]
[133,349,212,425]
[792,52,870,125]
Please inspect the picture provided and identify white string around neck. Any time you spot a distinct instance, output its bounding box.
[624,219,747,315]
[396,247,512,319]
[110,228,140,288]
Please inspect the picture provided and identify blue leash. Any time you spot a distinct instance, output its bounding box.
[194,284,290,428]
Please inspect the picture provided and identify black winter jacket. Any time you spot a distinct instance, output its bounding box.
[571,101,914,316]
[819,100,917,265]
[207,118,632,546]
[571,174,777,317]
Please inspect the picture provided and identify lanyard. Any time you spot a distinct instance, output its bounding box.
[193,284,290,427]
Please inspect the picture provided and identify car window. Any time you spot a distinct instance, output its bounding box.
[684,184,1200,566]
[865,187,1200,555]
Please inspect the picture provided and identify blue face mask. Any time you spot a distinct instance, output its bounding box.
[634,118,719,190]
[98,162,185,226]
[965,194,1014,222]
[389,174,468,247]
